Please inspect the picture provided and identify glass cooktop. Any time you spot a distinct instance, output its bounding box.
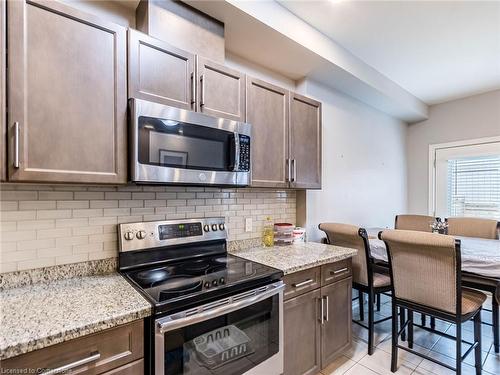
[123,253,282,307]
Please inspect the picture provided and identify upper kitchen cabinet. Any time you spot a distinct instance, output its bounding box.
[7,0,127,184]
[0,0,5,182]
[128,29,195,110]
[289,92,322,189]
[197,56,246,122]
[246,77,289,188]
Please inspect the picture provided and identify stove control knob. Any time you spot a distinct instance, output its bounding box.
[203,225,210,232]
[136,230,147,240]
[124,231,134,241]
[212,279,218,287]
[219,224,225,231]
[204,281,211,289]
[211,224,218,231]
[219,277,225,284]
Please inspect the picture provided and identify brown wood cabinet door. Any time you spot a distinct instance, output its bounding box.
[284,289,321,375]
[7,0,127,184]
[1,320,144,374]
[0,0,5,181]
[197,56,245,121]
[320,277,352,368]
[128,29,195,110]
[246,77,289,187]
[101,359,144,375]
[289,92,322,189]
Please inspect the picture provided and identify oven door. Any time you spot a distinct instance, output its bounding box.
[130,99,251,186]
[155,282,284,375]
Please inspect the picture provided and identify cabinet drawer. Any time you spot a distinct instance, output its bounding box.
[283,267,321,301]
[321,259,352,286]
[1,320,144,374]
[102,359,144,375]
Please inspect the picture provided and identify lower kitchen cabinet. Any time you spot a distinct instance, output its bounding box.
[0,320,144,374]
[283,260,352,375]
[284,289,322,375]
[102,359,144,375]
[320,277,352,366]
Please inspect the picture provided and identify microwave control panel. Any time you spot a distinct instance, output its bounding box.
[238,135,250,172]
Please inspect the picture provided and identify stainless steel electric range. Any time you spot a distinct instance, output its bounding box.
[118,218,284,375]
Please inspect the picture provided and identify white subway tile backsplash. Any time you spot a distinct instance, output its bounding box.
[57,200,90,209]
[0,184,296,272]
[39,191,73,200]
[1,211,37,221]
[74,192,105,200]
[0,201,18,211]
[0,191,38,201]
[37,228,72,239]
[37,210,72,219]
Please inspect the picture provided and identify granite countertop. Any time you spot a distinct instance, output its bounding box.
[0,273,151,361]
[229,241,357,275]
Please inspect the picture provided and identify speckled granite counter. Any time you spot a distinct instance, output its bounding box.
[229,242,357,275]
[0,273,151,360]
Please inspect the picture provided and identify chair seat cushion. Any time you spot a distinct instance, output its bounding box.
[462,288,487,315]
[462,274,500,303]
[373,273,391,288]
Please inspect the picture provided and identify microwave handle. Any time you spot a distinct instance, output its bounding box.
[229,132,240,171]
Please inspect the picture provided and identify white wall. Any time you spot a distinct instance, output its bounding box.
[407,90,500,214]
[226,56,409,242]
[298,80,408,241]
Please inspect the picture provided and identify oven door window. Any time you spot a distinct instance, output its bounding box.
[138,116,235,171]
[161,295,279,375]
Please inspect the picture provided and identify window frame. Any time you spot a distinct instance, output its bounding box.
[428,136,500,216]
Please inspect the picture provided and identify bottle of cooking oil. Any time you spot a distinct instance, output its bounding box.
[262,216,274,247]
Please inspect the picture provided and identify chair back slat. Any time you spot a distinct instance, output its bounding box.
[395,214,436,232]
[380,230,459,314]
[319,223,369,286]
[446,217,499,239]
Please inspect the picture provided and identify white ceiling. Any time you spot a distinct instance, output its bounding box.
[279,0,500,105]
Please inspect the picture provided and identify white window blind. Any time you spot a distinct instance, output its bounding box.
[447,155,500,220]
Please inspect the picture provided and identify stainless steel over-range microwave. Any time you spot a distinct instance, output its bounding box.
[129,99,251,186]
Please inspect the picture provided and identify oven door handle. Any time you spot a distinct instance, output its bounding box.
[157,281,284,333]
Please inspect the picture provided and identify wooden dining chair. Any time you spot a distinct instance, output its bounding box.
[395,214,437,233]
[319,223,395,355]
[446,217,500,239]
[395,214,439,329]
[446,217,500,352]
[380,229,485,375]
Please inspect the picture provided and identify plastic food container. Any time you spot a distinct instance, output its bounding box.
[292,227,306,243]
[192,325,253,369]
[274,223,294,246]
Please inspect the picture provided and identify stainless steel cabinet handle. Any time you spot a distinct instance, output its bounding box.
[14,122,19,168]
[319,298,324,324]
[292,279,313,288]
[324,296,329,322]
[40,352,100,375]
[331,267,349,275]
[292,159,297,182]
[200,74,205,107]
[191,72,196,108]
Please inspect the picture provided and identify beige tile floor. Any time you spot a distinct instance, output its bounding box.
[317,294,500,375]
